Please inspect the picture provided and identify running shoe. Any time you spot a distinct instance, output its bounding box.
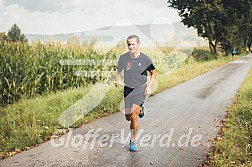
[139,105,145,118]
[129,140,138,151]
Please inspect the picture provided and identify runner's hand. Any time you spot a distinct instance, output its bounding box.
[115,80,122,87]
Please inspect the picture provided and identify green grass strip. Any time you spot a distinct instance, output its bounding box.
[209,68,252,166]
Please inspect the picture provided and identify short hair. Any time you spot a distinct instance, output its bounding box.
[127,35,140,44]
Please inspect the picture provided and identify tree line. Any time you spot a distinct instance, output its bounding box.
[0,24,28,43]
[168,0,252,56]
[0,24,119,49]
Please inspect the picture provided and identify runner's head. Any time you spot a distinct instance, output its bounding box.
[127,35,140,56]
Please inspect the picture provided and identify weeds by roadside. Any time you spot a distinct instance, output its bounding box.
[206,68,252,167]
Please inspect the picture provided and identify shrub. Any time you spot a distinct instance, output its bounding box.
[191,49,216,61]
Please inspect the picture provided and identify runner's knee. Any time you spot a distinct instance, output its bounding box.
[130,113,138,121]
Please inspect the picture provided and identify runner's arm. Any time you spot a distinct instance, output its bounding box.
[115,69,123,87]
[146,69,156,95]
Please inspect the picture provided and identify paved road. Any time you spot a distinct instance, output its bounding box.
[1,55,252,167]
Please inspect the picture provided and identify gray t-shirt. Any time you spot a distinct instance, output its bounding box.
[117,52,155,87]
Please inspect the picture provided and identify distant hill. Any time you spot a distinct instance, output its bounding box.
[25,22,208,47]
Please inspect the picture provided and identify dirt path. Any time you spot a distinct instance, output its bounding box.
[1,55,252,167]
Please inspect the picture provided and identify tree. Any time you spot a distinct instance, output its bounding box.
[241,0,252,52]
[168,0,252,56]
[7,24,27,42]
[168,0,224,56]
[220,0,252,54]
[0,32,7,42]
[219,4,239,56]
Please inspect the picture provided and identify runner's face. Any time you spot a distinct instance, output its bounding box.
[127,38,140,55]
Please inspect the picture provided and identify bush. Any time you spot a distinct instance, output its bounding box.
[191,49,216,61]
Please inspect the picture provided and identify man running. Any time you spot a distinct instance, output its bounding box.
[115,35,156,151]
[232,48,237,60]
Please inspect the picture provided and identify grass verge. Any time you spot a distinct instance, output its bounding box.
[0,56,229,158]
[207,68,252,166]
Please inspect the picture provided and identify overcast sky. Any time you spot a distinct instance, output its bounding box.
[0,0,181,35]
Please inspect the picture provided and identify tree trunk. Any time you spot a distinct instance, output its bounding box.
[208,39,218,59]
[213,39,218,58]
[225,49,228,56]
[209,41,214,53]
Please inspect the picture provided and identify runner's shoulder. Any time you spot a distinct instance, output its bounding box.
[140,52,152,62]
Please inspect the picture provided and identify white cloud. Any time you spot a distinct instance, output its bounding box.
[0,0,181,35]
[2,0,72,12]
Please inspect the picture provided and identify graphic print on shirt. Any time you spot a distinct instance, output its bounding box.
[126,62,131,71]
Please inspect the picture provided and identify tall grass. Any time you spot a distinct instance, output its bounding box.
[0,41,119,106]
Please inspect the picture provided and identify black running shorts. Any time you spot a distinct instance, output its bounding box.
[124,85,146,109]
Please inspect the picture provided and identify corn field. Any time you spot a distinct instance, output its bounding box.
[0,41,120,106]
[1,41,193,107]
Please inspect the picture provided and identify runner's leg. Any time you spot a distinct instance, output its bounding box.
[124,86,134,121]
[130,88,145,141]
[130,104,141,141]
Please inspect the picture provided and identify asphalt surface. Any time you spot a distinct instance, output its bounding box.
[1,55,252,167]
